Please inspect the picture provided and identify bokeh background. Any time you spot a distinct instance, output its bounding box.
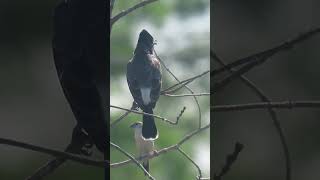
[213,0,320,180]
[0,0,210,180]
[110,0,210,180]
[0,0,104,179]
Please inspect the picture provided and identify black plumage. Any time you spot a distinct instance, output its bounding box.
[127,29,162,139]
[52,0,108,154]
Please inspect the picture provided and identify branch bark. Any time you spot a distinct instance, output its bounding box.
[212,101,320,112]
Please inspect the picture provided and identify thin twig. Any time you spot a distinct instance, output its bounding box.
[214,142,244,180]
[0,138,105,167]
[156,51,205,128]
[26,157,67,180]
[110,102,138,127]
[163,93,210,97]
[111,0,158,26]
[212,101,320,112]
[110,142,155,180]
[161,70,210,94]
[212,55,266,93]
[212,28,320,93]
[211,27,320,77]
[177,147,202,179]
[110,105,186,125]
[111,124,210,168]
[213,52,291,180]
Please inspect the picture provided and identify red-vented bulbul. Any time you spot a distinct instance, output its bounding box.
[127,29,162,140]
[52,0,108,154]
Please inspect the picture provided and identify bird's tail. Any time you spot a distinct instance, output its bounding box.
[143,160,149,176]
[142,108,158,140]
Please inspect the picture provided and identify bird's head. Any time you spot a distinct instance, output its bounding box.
[130,121,143,129]
[135,29,155,54]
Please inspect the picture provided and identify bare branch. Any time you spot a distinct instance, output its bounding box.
[211,27,320,77]
[213,52,291,180]
[177,123,210,146]
[110,105,186,125]
[212,101,320,112]
[110,102,138,127]
[214,142,244,180]
[110,142,155,180]
[212,28,320,93]
[111,124,210,168]
[161,70,210,94]
[0,138,105,167]
[111,0,158,26]
[163,93,210,97]
[178,147,202,179]
[156,51,206,128]
[26,157,66,180]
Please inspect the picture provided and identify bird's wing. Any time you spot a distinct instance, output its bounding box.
[149,55,162,107]
[127,61,143,106]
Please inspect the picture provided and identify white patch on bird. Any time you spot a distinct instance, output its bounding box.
[140,87,151,105]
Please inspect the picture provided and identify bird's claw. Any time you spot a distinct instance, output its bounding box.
[152,150,159,156]
[81,148,93,156]
[84,142,94,148]
[70,125,94,156]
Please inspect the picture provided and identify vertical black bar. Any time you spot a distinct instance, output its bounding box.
[105,0,111,180]
[210,1,213,180]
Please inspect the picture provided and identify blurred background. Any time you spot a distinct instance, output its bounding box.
[212,0,320,180]
[110,0,210,180]
[0,0,210,180]
[0,0,105,179]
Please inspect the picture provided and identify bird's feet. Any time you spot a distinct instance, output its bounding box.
[152,149,159,156]
[80,141,93,156]
[69,125,94,156]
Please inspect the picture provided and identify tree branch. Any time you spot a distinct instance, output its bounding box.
[26,157,67,180]
[212,101,320,112]
[211,27,320,77]
[111,0,158,26]
[110,102,138,127]
[178,147,202,179]
[214,142,244,180]
[110,124,210,168]
[0,138,105,167]
[110,105,186,125]
[212,28,320,93]
[110,142,155,180]
[213,52,291,180]
[163,93,210,97]
[156,51,206,128]
[161,70,210,94]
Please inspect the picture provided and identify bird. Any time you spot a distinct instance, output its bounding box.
[52,0,108,155]
[126,29,162,140]
[130,121,156,175]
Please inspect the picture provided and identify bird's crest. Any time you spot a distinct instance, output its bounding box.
[135,29,155,54]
